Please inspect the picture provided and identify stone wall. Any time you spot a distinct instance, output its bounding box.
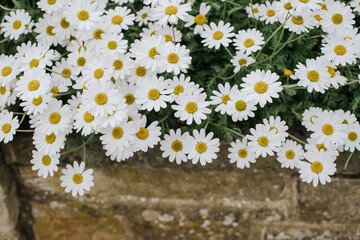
[1,135,360,240]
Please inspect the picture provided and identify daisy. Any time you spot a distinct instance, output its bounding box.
[245,3,260,20]
[172,89,211,125]
[310,110,347,148]
[166,74,196,103]
[151,0,191,26]
[284,11,316,34]
[63,0,102,30]
[33,130,66,155]
[263,116,289,143]
[0,110,19,144]
[226,91,257,122]
[135,75,172,112]
[127,64,156,85]
[276,140,304,169]
[240,69,283,108]
[275,0,294,22]
[110,53,134,80]
[16,68,51,101]
[81,55,114,84]
[293,58,331,93]
[139,22,162,39]
[2,9,33,40]
[344,122,360,152]
[97,32,128,57]
[184,2,211,34]
[135,6,151,26]
[321,34,358,66]
[228,138,257,169]
[210,83,239,115]
[233,29,265,55]
[156,42,191,75]
[37,0,65,13]
[115,81,140,109]
[335,109,357,125]
[298,150,336,187]
[34,13,60,46]
[292,0,321,12]
[67,47,94,75]
[19,42,55,71]
[160,129,189,164]
[73,106,100,136]
[158,24,183,43]
[183,129,220,166]
[133,116,161,152]
[105,6,135,32]
[60,161,94,197]
[31,150,60,178]
[19,93,52,116]
[200,21,235,49]
[304,137,339,157]
[230,51,255,73]
[320,1,355,35]
[258,1,279,24]
[81,80,122,118]
[302,107,324,132]
[350,0,360,14]
[99,100,129,129]
[247,123,282,157]
[0,54,21,86]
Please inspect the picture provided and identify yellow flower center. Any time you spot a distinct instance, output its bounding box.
[285,150,295,159]
[221,94,230,104]
[342,119,348,125]
[125,94,135,105]
[165,5,178,15]
[284,2,292,10]
[238,149,247,158]
[77,57,86,66]
[311,161,323,173]
[72,173,83,184]
[60,18,70,28]
[171,140,183,152]
[316,144,327,152]
[267,10,275,17]
[47,0,56,4]
[49,112,61,124]
[213,31,223,40]
[254,81,268,94]
[62,68,71,78]
[45,133,56,144]
[0,86,6,95]
[348,132,358,142]
[164,35,172,42]
[28,80,40,91]
[107,41,117,50]
[41,155,51,166]
[148,89,160,100]
[253,8,259,13]
[112,15,123,24]
[50,87,58,97]
[284,69,293,76]
[239,59,247,66]
[244,38,254,47]
[185,102,198,113]
[46,26,55,36]
[113,60,123,70]
[320,3,327,10]
[299,0,309,3]
[32,96,43,106]
[83,111,94,123]
[13,20,21,29]
[93,69,104,79]
[93,29,104,39]
[270,126,278,134]
[77,10,89,21]
[331,13,343,25]
[2,123,11,133]
[148,47,160,59]
[95,93,107,105]
[314,14,322,21]
[334,45,346,55]
[112,127,124,139]
[309,115,318,124]
[174,85,184,95]
[326,66,335,78]
[29,59,39,68]
[1,66,12,77]
[141,13,148,19]
[196,142,207,153]
[195,14,206,25]
[167,53,179,63]
[322,123,334,135]
[307,70,319,82]
[136,66,146,76]
[235,100,247,111]
[291,16,304,25]
[258,136,269,147]
[136,127,149,140]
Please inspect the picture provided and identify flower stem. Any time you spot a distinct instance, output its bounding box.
[61,134,94,156]
[220,0,228,21]
[16,129,34,133]
[343,151,354,171]
[0,4,17,11]
[224,47,234,58]
[210,122,244,138]
[288,133,306,145]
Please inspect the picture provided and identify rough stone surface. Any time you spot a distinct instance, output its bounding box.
[2,136,360,239]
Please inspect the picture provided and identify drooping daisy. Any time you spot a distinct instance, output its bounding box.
[184,2,211,34]
[151,0,191,26]
[158,24,183,43]
[344,122,360,152]
[304,137,339,158]
[34,13,60,46]
[60,161,94,197]
[135,6,151,26]
[160,128,189,164]
[302,107,324,132]
[230,51,255,73]
[105,6,135,32]
[247,123,282,157]
[240,69,283,108]
[320,1,355,35]
[2,9,33,40]
[233,29,265,55]
[156,42,191,75]
[63,0,102,30]
[258,1,279,24]
[16,68,51,101]
[183,129,220,166]
[0,110,19,144]
[73,106,100,136]
[133,116,161,152]
[298,150,336,187]
[33,130,66,155]
[200,21,235,49]
[276,140,304,169]
[228,138,257,169]
[226,91,257,122]
[166,74,196,103]
[172,89,211,125]
[210,83,239,115]
[263,116,289,143]
[135,75,172,112]
[31,150,60,178]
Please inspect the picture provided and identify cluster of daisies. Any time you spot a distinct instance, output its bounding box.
[0,0,359,196]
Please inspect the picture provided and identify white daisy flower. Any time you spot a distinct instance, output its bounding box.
[52,13,73,43]
[34,13,60,47]
[160,128,189,164]
[230,51,255,73]
[67,47,94,76]
[133,116,161,152]
[320,1,355,35]
[110,53,134,80]
[321,34,358,66]
[16,68,51,101]
[184,2,211,34]
[302,107,324,132]
[37,0,65,13]
[335,109,357,125]
[200,21,235,49]
[210,82,239,115]
[344,122,360,152]
[166,74,196,103]
[99,101,129,129]
[135,6,151,26]
[276,140,304,169]
[240,69,283,108]
[228,138,257,169]
[19,93,52,116]
[63,0,102,30]
[245,3,260,20]
[284,11,316,34]
[82,55,114,84]
[247,123,282,157]
[258,1,279,24]
[73,106,100,136]
[0,110,19,144]
[115,81,140,110]
[292,0,321,12]
[33,130,66,155]
[263,116,289,143]
[97,32,128,57]
[183,129,220,166]
[2,9,33,40]
[151,0,191,26]
[226,91,257,122]
[0,54,21,86]
[19,42,54,71]
[108,144,136,162]
[350,0,360,14]
[158,24,183,43]
[233,29,265,55]
[298,150,336,187]
[172,89,211,125]
[105,6,135,32]
[304,137,339,158]
[275,0,294,21]
[156,42,192,75]
[127,64,156,85]
[31,150,60,178]
[139,22,162,39]
[60,161,94,197]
